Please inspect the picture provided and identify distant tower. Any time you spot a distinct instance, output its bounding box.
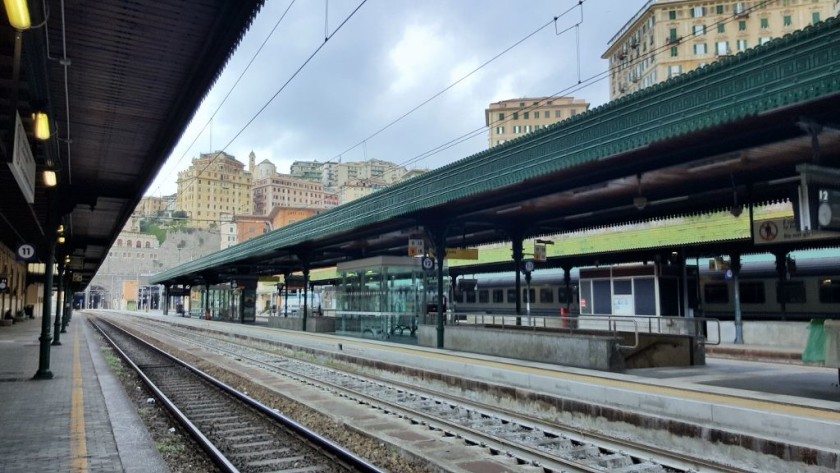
[249,151,256,175]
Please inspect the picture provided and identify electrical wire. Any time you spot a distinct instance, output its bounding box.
[147,0,298,198]
[171,0,368,219]
[392,0,778,171]
[326,0,588,164]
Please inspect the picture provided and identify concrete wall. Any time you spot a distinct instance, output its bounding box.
[417,325,624,371]
[714,321,810,349]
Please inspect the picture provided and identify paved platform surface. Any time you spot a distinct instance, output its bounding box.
[0,314,169,473]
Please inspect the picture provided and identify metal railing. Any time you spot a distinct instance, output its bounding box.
[448,313,721,349]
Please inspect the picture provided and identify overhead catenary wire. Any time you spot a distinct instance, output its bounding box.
[392,0,778,171]
[325,0,589,165]
[174,0,368,205]
[148,0,299,198]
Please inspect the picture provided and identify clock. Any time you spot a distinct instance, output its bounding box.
[817,202,832,227]
[524,260,535,272]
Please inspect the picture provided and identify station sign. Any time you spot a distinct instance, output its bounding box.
[446,248,478,260]
[8,112,36,204]
[753,217,838,245]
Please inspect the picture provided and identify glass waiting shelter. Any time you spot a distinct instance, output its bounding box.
[334,256,445,339]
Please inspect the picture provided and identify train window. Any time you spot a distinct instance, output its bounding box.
[819,280,840,303]
[478,290,489,303]
[507,289,517,303]
[523,288,536,303]
[777,281,806,304]
[493,289,504,303]
[558,287,575,304]
[465,291,476,303]
[539,288,554,303]
[704,283,729,304]
[739,282,765,304]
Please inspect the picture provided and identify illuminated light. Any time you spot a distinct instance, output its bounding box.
[57,236,65,244]
[43,169,57,187]
[4,0,31,30]
[57,225,64,234]
[33,112,50,140]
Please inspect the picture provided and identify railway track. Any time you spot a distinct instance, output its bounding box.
[91,318,382,473]
[109,316,755,473]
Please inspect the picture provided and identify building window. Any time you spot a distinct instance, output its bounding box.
[715,5,725,14]
[668,65,682,78]
[812,12,820,24]
[693,24,706,36]
[514,125,521,133]
[555,110,562,118]
[737,39,748,51]
[669,27,678,40]
[760,17,769,29]
[544,111,550,118]
[525,125,532,133]
[738,20,747,31]
[523,111,529,119]
[783,15,792,26]
[759,36,771,45]
[670,46,678,56]
[717,23,725,33]
[691,6,705,17]
[498,112,504,121]
[495,126,504,135]
[693,43,708,55]
[716,41,729,55]
[513,112,518,120]
[668,10,676,20]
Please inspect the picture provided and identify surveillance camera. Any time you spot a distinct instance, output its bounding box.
[633,196,647,210]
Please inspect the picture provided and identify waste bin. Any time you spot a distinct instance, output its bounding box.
[24,304,34,318]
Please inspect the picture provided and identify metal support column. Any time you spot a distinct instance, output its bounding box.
[511,237,524,326]
[51,261,64,345]
[730,253,744,344]
[302,264,310,331]
[34,237,56,380]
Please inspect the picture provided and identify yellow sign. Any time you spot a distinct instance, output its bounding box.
[446,248,478,260]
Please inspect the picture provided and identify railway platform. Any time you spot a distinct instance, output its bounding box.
[0,315,169,473]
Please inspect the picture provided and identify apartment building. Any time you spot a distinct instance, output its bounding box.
[603,0,839,100]
[485,96,590,148]
[176,151,253,228]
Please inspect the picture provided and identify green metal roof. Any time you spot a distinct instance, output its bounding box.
[152,17,840,285]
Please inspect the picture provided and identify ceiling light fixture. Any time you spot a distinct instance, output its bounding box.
[33,112,50,140]
[43,169,57,187]
[633,173,647,210]
[3,0,31,30]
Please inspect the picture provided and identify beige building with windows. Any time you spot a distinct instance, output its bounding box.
[485,97,590,148]
[252,175,333,215]
[603,0,838,101]
[176,151,253,228]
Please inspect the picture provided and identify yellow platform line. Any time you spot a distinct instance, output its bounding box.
[72,330,88,473]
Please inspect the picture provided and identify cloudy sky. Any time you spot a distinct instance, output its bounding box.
[145,0,648,197]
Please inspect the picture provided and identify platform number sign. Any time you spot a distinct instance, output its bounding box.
[421,256,435,273]
[16,243,36,262]
[817,189,840,231]
[0,277,7,294]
